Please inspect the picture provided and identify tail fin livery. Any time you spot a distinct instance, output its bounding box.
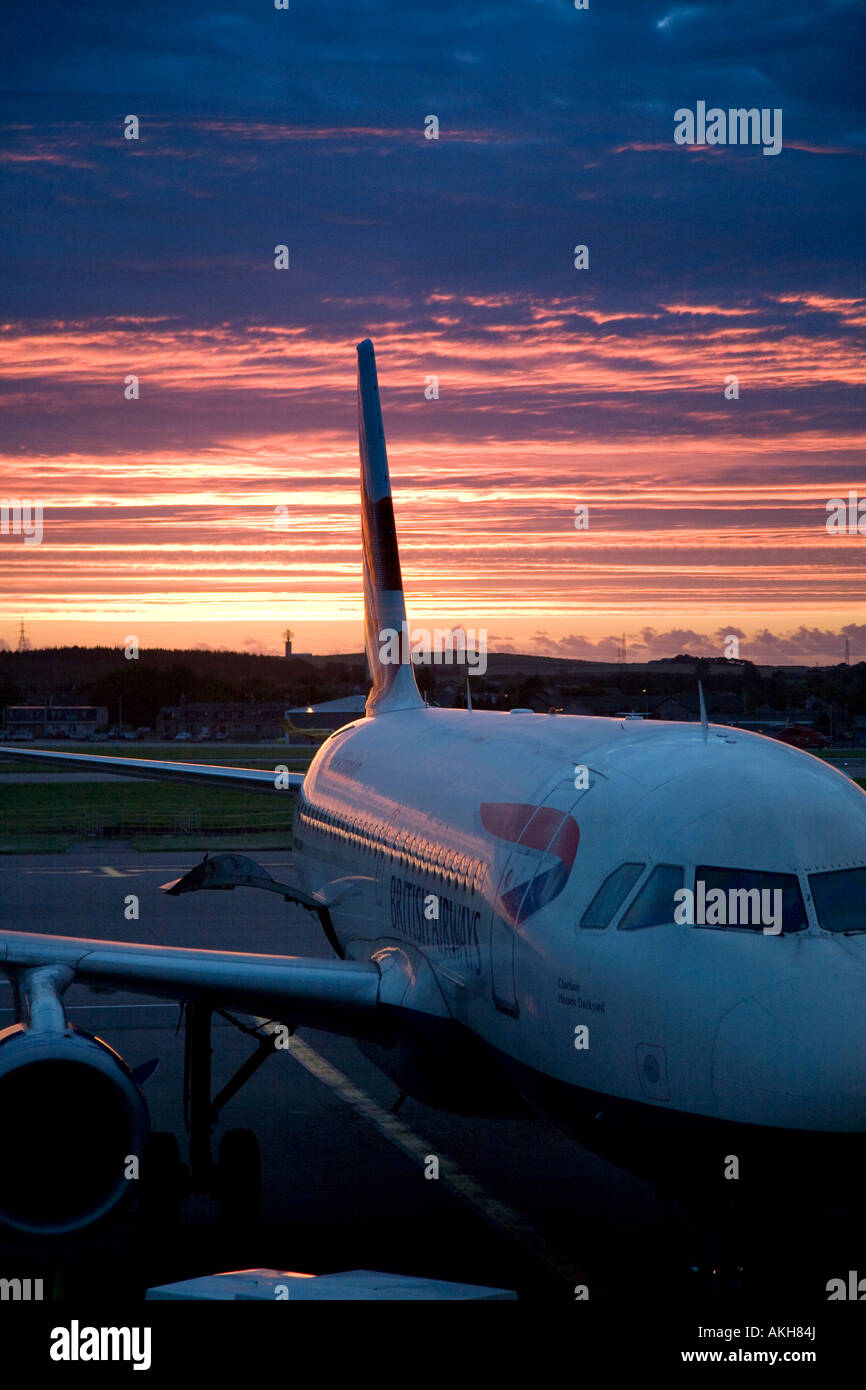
[357,339,424,715]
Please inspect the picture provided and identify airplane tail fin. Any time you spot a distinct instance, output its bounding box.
[357,339,424,715]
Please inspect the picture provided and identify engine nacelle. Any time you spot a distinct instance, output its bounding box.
[0,1023,149,1235]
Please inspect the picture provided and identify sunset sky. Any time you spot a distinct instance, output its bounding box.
[1,1,864,665]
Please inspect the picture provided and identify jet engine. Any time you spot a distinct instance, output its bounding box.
[0,1022,149,1235]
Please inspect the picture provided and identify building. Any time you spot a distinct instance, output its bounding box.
[156,701,288,741]
[3,704,108,739]
[285,696,367,732]
[155,696,368,742]
[283,630,312,660]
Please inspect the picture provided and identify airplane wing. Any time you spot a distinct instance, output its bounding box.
[0,921,390,1234]
[0,744,303,791]
[0,928,382,1040]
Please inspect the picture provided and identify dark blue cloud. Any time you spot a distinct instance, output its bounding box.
[0,2,862,442]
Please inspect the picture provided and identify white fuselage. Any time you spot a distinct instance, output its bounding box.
[292,710,866,1137]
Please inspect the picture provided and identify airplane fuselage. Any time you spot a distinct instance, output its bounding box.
[293,708,866,1181]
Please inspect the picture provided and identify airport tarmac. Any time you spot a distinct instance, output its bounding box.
[827,758,866,779]
[0,844,862,1305]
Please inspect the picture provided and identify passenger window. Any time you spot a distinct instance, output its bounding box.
[618,865,684,929]
[580,863,645,928]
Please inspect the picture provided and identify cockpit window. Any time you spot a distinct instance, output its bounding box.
[619,865,684,929]
[694,866,808,934]
[580,863,645,928]
[808,867,866,933]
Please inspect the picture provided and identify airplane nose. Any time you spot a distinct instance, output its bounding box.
[712,974,866,1130]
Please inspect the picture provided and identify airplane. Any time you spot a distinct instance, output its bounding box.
[1,340,864,1267]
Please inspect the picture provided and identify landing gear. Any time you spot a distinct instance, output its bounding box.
[138,1001,276,1226]
[184,1001,273,1225]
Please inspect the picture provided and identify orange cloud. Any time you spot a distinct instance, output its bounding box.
[1,298,863,639]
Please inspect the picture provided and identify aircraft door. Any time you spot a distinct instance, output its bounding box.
[488,776,590,1017]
